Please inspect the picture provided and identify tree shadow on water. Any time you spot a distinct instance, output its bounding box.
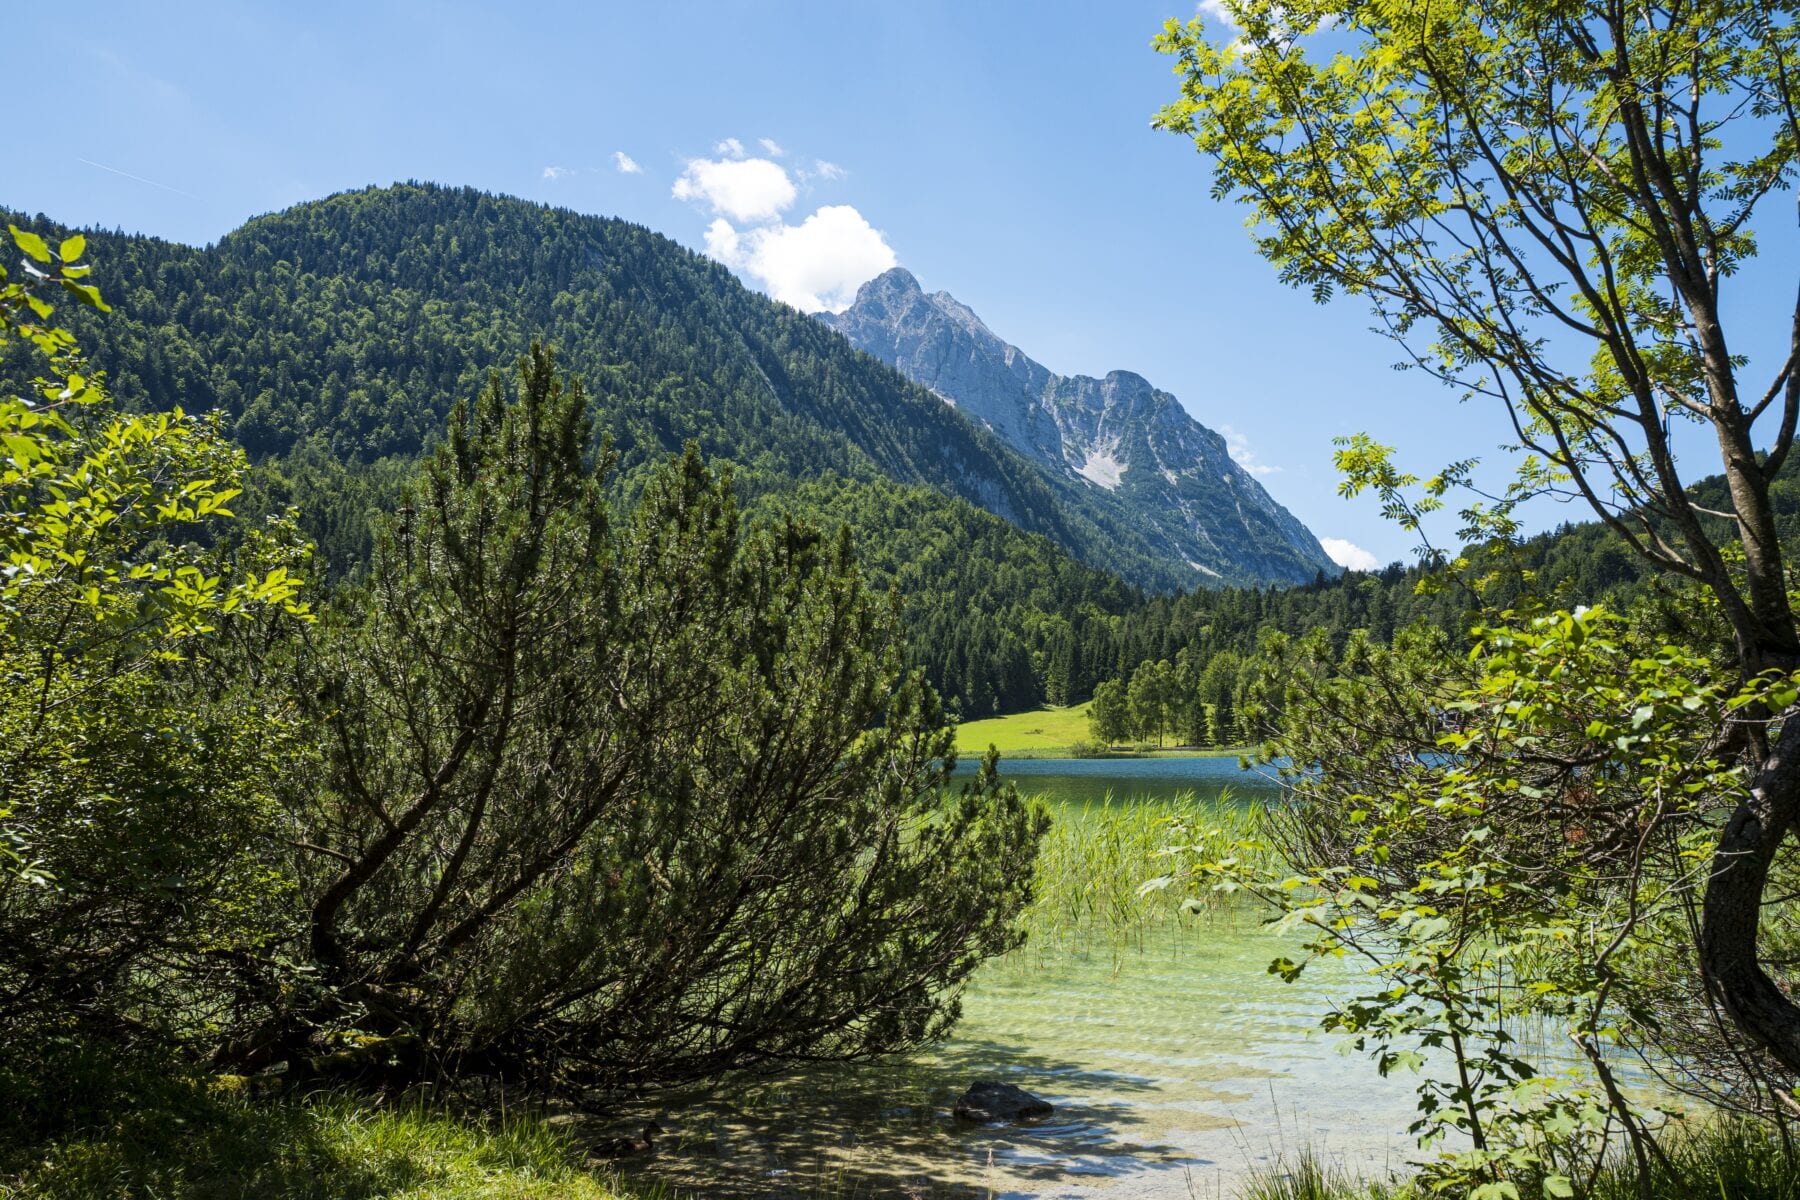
[593,1038,1237,1199]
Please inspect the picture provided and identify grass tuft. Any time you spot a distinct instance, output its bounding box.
[1232,1121,1800,1200]
[0,1043,628,1199]
[1021,791,1268,947]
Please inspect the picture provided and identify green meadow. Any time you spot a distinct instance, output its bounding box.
[954,702,1096,756]
[955,702,1246,757]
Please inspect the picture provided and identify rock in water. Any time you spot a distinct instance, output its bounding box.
[954,1080,1054,1122]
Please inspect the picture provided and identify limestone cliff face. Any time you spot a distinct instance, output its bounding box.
[821,268,1336,586]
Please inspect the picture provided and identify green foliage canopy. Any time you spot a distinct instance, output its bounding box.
[0,227,311,1047]
[258,347,1048,1088]
[1157,0,1800,1078]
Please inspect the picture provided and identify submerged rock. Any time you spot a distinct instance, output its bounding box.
[954,1080,1054,1123]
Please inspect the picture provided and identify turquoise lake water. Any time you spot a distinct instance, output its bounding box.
[610,758,1434,1197]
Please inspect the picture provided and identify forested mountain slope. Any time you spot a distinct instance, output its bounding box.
[21,183,1270,595]
[5,184,1208,713]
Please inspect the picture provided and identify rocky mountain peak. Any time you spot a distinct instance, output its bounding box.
[820,270,1337,587]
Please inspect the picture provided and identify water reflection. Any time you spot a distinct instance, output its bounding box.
[960,754,1286,808]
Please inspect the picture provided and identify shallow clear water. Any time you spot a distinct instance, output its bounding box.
[607,758,1425,1197]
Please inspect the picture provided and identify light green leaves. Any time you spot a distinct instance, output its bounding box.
[11,225,52,264]
[2,231,314,906]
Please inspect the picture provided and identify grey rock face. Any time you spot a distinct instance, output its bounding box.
[822,268,1337,587]
[953,1079,1055,1123]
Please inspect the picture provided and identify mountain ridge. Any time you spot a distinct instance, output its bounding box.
[821,267,1337,586]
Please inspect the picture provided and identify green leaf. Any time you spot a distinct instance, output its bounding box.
[59,234,87,262]
[10,225,52,263]
[59,279,111,312]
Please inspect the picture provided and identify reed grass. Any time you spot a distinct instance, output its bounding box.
[1020,789,1272,947]
[1232,1152,1403,1200]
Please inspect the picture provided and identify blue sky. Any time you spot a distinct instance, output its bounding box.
[13,1,1790,568]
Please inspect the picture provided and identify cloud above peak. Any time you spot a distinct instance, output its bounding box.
[706,205,897,313]
[673,155,797,223]
[676,141,896,314]
[1220,425,1280,477]
[612,151,642,174]
[1320,537,1380,572]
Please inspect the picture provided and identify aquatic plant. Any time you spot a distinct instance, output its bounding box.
[1019,789,1270,948]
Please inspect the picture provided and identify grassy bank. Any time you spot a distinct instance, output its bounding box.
[1239,1121,1800,1200]
[0,1049,635,1200]
[955,701,1096,755]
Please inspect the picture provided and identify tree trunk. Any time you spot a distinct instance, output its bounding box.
[1701,712,1800,1072]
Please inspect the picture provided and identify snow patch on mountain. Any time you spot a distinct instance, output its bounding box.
[1076,443,1126,490]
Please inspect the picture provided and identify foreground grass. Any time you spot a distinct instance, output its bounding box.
[1239,1121,1800,1200]
[0,1049,631,1200]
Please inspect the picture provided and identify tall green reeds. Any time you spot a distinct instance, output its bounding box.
[1020,790,1270,947]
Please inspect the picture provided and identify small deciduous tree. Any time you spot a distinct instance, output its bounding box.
[0,227,311,1050]
[1171,608,1799,1195]
[1089,677,1134,746]
[1128,658,1178,746]
[1156,0,1800,1079]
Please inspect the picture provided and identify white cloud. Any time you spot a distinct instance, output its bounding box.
[612,151,642,175]
[678,140,891,312]
[705,204,897,313]
[542,165,574,181]
[672,156,797,223]
[1220,424,1280,477]
[1197,0,1336,35]
[1197,0,1238,27]
[1321,537,1380,572]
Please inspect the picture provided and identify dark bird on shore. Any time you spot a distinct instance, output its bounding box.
[595,1120,663,1158]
